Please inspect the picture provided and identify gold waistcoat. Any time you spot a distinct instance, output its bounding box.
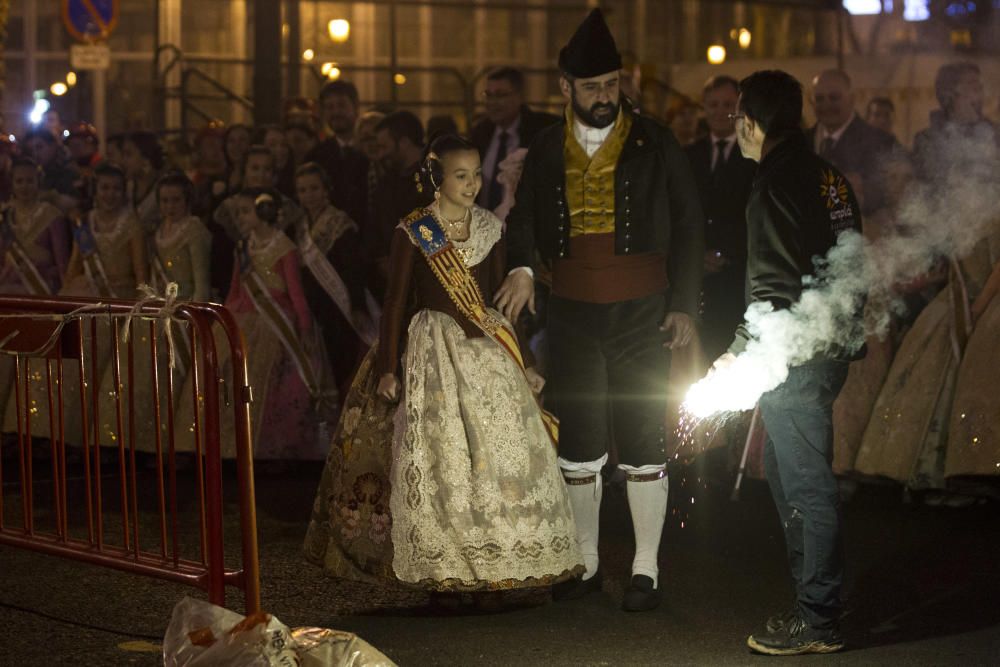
[563,108,632,237]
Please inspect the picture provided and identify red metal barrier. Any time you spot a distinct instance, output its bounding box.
[0,295,260,614]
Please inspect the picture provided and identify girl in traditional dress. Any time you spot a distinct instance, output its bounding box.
[214,188,322,459]
[57,163,149,448]
[128,172,213,457]
[150,172,211,301]
[944,219,1000,497]
[62,163,148,298]
[855,210,999,505]
[294,162,370,398]
[304,134,582,595]
[832,153,918,477]
[0,158,70,423]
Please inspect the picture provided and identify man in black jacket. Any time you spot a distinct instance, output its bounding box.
[496,8,704,612]
[685,75,757,362]
[470,67,559,211]
[716,70,862,656]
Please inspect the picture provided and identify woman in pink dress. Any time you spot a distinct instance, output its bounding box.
[221,188,323,459]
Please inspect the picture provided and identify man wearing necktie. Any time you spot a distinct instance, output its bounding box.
[684,75,757,363]
[805,70,898,214]
[471,67,558,213]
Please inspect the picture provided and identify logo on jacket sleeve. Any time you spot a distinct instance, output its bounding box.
[820,169,855,230]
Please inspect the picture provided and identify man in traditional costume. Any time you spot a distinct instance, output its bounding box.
[497,8,704,611]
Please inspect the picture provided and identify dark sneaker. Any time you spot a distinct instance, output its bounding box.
[552,569,602,601]
[765,607,798,634]
[622,575,661,612]
[748,615,844,656]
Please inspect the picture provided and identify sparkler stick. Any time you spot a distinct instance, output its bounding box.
[730,405,759,502]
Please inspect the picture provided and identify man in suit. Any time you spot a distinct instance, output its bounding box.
[369,111,433,298]
[805,70,897,214]
[685,75,757,362]
[470,67,558,211]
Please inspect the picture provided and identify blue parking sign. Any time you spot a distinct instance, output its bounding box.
[61,0,119,42]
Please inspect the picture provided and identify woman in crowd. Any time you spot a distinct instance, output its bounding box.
[293,161,370,398]
[0,157,69,295]
[129,171,213,457]
[150,172,211,302]
[195,188,322,460]
[62,162,147,298]
[59,162,148,447]
[304,134,582,596]
[0,158,69,436]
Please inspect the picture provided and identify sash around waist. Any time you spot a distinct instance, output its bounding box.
[551,233,668,304]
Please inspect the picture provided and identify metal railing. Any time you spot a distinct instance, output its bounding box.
[0,296,260,615]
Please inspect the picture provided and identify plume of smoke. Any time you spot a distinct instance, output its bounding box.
[683,127,1000,419]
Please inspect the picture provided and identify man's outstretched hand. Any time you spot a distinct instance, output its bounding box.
[494,269,535,322]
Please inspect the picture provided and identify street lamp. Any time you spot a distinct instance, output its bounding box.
[302,48,315,61]
[328,19,350,43]
[66,71,77,87]
[738,28,752,49]
[707,45,727,65]
[50,82,68,96]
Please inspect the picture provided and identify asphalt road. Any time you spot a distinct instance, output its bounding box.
[1,462,998,666]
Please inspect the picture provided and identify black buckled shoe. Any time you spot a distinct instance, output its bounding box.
[748,614,845,656]
[552,569,602,601]
[621,575,661,612]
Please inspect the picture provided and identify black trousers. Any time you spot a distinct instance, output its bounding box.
[759,360,849,629]
[546,293,670,467]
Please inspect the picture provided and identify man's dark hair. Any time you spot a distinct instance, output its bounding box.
[738,70,803,137]
[319,80,360,108]
[486,67,525,93]
[375,111,424,147]
[867,96,894,113]
[702,75,739,97]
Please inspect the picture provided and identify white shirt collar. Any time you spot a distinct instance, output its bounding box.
[819,113,856,144]
[573,116,615,158]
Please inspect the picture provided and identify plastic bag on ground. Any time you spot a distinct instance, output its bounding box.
[163,596,396,667]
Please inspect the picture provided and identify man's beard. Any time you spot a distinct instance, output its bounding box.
[572,93,619,130]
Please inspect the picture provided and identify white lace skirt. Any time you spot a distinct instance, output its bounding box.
[390,309,582,589]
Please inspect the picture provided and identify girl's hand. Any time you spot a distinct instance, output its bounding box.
[377,374,400,402]
[525,367,545,395]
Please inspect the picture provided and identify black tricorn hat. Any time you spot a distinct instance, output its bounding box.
[558,8,622,79]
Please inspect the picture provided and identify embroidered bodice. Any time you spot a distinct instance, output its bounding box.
[155,216,212,301]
